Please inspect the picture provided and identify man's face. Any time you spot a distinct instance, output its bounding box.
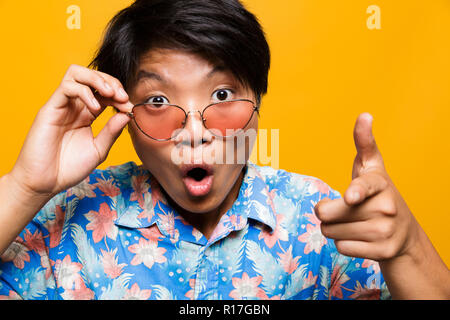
[127,49,258,215]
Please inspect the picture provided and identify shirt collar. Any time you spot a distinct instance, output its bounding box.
[231,162,277,232]
[113,161,276,235]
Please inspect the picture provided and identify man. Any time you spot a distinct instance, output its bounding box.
[0,0,448,299]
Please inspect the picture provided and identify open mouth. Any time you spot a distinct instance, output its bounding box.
[187,167,208,181]
[180,164,214,197]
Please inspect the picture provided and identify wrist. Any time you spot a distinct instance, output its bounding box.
[2,171,55,206]
[399,218,425,263]
[379,219,450,299]
[0,172,55,255]
[380,218,426,270]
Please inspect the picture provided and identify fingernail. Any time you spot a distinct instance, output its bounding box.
[127,102,134,113]
[118,88,128,99]
[92,97,100,109]
[363,112,373,124]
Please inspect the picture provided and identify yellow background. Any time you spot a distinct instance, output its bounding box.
[0,1,449,266]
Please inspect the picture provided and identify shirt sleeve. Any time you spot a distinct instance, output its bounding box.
[316,186,391,300]
[0,191,69,300]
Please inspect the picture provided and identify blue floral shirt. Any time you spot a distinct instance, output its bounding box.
[0,161,390,300]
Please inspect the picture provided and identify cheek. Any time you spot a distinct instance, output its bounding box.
[128,122,174,169]
[234,115,258,162]
[210,115,258,165]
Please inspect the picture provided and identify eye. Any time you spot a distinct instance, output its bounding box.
[145,96,169,105]
[212,89,234,102]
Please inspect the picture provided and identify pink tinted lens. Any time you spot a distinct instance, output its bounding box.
[133,104,186,140]
[203,100,255,136]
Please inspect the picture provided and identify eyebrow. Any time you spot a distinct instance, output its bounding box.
[136,70,165,83]
[135,65,227,83]
[206,65,227,78]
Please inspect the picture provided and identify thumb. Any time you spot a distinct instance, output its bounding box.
[93,112,131,163]
[352,113,384,178]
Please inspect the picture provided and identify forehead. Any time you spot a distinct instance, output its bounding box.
[137,48,234,83]
[127,48,253,102]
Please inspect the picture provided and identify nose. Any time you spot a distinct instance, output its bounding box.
[178,110,212,147]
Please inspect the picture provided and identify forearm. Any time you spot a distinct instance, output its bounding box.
[380,221,450,299]
[0,174,53,255]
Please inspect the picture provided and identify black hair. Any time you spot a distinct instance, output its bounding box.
[89,0,270,105]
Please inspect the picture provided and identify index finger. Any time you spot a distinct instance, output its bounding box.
[94,94,133,114]
[315,197,374,224]
[63,64,115,98]
[94,70,129,103]
[315,198,353,223]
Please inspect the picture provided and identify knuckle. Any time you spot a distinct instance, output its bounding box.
[357,176,369,190]
[91,72,105,86]
[380,199,397,215]
[110,77,123,89]
[97,72,122,89]
[68,63,81,73]
[99,71,122,86]
[375,220,395,240]
[82,85,93,97]
[377,243,397,261]
[59,79,70,89]
[59,79,75,92]
[364,176,378,194]
[358,172,387,196]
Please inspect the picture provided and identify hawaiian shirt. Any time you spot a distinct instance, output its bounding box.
[0,161,391,300]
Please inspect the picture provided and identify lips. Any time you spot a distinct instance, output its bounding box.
[180,163,214,197]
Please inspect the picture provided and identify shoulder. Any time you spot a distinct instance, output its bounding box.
[247,163,341,239]
[68,161,144,197]
[249,162,341,202]
[33,161,142,226]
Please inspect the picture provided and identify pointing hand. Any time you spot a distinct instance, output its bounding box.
[314,113,419,262]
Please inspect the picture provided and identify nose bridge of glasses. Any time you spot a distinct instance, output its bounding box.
[186,110,204,119]
[182,109,205,125]
[180,108,208,141]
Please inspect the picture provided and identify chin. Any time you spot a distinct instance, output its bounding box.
[169,186,226,214]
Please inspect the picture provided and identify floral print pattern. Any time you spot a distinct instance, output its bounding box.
[0,161,390,300]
